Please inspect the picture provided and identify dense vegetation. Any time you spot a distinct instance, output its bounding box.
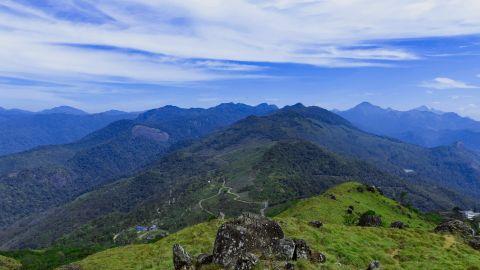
[4,104,479,254]
[3,103,480,270]
[71,182,480,269]
[0,254,21,270]
[0,103,276,233]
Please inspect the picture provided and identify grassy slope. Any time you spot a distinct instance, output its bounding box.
[0,255,21,270]
[74,182,480,270]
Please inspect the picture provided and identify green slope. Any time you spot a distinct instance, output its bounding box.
[73,182,480,270]
[0,255,21,270]
[0,103,277,248]
[7,104,479,251]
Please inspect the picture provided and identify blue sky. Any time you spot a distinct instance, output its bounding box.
[1,1,480,118]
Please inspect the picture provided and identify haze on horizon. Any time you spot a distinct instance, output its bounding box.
[1,1,480,118]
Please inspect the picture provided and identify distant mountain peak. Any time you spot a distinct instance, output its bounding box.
[39,106,88,115]
[412,105,444,115]
[285,103,306,110]
[349,102,384,113]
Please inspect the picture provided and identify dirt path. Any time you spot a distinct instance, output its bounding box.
[198,180,268,216]
[198,180,226,216]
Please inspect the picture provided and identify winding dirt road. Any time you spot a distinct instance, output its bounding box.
[198,180,268,217]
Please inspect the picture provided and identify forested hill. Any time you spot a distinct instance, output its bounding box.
[0,107,138,155]
[2,103,479,250]
[0,103,277,229]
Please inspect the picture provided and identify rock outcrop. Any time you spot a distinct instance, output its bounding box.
[469,237,480,250]
[196,254,213,266]
[173,244,193,270]
[212,213,284,266]
[308,220,323,228]
[367,260,381,270]
[358,212,382,227]
[390,221,406,229]
[172,213,326,270]
[434,220,474,238]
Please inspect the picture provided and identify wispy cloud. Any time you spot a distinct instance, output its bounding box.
[420,77,479,90]
[2,0,480,109]
[3,1,480,85]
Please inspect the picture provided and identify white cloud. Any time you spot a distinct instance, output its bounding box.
[420,77,479,90]
[1,0,480,88]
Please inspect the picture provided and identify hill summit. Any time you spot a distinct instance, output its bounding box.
[65,182,480,269]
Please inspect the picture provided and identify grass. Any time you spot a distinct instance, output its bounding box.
[74,182,480,270]
[0,255,21,270]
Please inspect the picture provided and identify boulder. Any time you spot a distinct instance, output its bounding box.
[210,213,325,268]
[434,220,474,238]
[173,244,193,270]
[308,220,323,228]
[310,251,326,263]
[293,239,312,260]
[329,194,337,200]
[273,238,295,260]
[469,237,480,250]
[212,213,284,267]
[284,262,295,270]
[358,213,382,227]
[390,221,406,229]
[367,260,381,270]
[366,186,376,193]
[196,253,214,266]
[234,253,258,270]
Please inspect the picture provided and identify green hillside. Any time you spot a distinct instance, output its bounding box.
[0,255,21,270]
[6,104,479,251]
[72,182,480,270]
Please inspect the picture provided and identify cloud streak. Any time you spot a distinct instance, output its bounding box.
[1,0,480,109]
[420,77,479,90]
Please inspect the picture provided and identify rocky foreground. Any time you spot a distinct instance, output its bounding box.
[173,213,328,270]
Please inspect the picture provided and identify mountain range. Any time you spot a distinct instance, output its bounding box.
[337,102,480,152]
[0,106,138,156]
[0,103,277,230]
[1,103,480,252]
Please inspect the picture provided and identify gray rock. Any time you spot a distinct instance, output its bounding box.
[390,221,406,229]
[358,214,382,227]
[173,244,193,270]
[234,253,258,270]
[367,260,381,270]
[196,253,213,265]
[273,238,295,260]
[293,239,311,260]
[434,220,474,239]
[212,213,284,267]
[469,236,480,250]
[310,251,326,263]
[284,262,295,270]
[308,220,323,228]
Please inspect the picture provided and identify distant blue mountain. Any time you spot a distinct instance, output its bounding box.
[0,106,137,155]
[38,106,88,115]
[337,102,480,151]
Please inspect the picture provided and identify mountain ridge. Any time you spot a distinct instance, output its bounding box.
[0,103,277,230]
[337,102,480,151]
[2,104,479,250]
